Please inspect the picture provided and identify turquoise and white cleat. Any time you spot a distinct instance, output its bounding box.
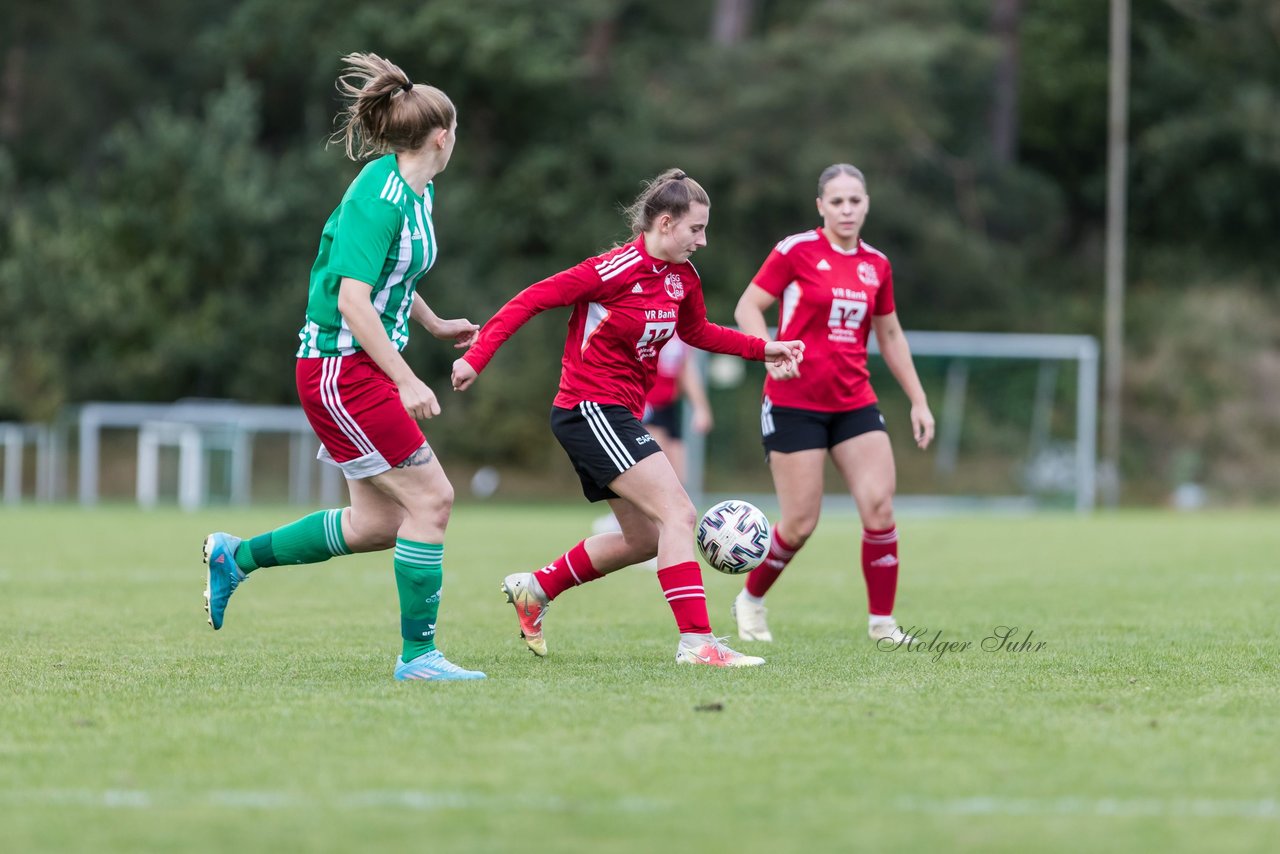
[203,532,246,631]
[394,650,487,681]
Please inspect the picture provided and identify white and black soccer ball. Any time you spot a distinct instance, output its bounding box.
[696,500,772,575]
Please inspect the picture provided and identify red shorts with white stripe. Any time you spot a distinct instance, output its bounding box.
[295,352,425,479]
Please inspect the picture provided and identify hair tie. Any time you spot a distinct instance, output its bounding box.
[672,171,687,181]
[401,82,413,93]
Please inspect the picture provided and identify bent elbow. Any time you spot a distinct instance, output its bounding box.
[336,292,362,323]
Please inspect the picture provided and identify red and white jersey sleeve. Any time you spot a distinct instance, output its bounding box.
[465,237,764,418]
[461,258,601,374]
[752,228,896,412]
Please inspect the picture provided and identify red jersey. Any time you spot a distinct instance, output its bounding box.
[752,228,896,412]
[646,334,689,409]
[464,236,766,418]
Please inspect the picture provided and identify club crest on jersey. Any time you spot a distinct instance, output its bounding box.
[857,261,879,286]
[663,273,685,300]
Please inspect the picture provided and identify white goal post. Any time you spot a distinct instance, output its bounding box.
[685,331,1099,514]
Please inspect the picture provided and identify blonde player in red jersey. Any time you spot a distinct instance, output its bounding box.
[730,164,935,645]
[451,169,804,667]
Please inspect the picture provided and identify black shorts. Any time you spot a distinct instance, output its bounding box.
[760,397,886,455]
[550,403,664,502]
[642,401,682,439]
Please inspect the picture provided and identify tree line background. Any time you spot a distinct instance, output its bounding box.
[1,0,1277,502]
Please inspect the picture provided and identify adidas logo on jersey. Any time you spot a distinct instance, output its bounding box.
[411,228,425,240]
[817,259,832,271]
[632,283,643,294]
[869,554,899,568]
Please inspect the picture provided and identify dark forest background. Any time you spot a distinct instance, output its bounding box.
[2,0,1277,501]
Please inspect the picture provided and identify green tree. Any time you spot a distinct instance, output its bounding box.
[0,78,344,417]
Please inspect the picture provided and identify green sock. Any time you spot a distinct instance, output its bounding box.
[234,509,350,574]
[394,539,444,662]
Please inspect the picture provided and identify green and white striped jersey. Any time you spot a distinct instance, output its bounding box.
[297,155,437,358]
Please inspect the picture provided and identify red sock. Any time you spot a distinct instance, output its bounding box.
[534,541,604,601]
[657,561,711,634]
[861,526,899,616]
[744,528,799,598]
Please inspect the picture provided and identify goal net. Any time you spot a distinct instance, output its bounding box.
[685,331,1099,514]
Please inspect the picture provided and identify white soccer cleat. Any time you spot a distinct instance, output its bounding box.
[393,650,486,681]
[731,590,773,642]
[501,572,550,657]
[675,634,765,668]
[868,619,914,643]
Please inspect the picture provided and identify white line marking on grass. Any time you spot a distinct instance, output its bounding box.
[895,796,1279,819]
[102,790,152,808]
[23,790,156,808]
[210,790,301,808]
[7,790,1275,820]
[0,789,668,813]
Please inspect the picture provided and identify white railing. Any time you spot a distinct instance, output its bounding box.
[71,400,342,509]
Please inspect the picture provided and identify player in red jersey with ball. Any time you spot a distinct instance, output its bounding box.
[731,164,935,645]
[452,169,804,667]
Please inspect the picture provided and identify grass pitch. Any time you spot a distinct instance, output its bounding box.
[1,503,1277,853]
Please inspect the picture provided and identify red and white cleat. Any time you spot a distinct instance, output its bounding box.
[675,634,765,668]
[501,572,550,657]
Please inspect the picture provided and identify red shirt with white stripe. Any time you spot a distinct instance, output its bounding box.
[752,228,896,412]
[464,236,766,418]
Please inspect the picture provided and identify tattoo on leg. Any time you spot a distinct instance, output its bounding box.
[395,444,435,468]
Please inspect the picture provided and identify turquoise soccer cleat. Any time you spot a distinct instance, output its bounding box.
[394,650,487,681]
[203,532,246,630]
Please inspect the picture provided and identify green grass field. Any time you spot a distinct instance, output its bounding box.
[2,503,1277,853]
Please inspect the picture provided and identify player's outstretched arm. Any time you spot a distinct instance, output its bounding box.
[412,294,479,349]
[453,262,600,389]
[736,284,802,381]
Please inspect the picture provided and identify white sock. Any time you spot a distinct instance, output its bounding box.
[528,574,548,599]
[869,614,894,626]
[740,590,765,605]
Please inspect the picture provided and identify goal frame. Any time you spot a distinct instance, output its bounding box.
[685,331,1099,514]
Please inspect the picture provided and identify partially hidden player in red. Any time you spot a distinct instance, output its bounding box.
[643,333,713,485]
[451,169,804,667]
[592,332,711,547]
[730,163,935,645]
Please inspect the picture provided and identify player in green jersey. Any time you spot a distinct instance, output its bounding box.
[203,52,485,682]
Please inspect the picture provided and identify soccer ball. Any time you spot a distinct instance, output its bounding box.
[695,500,772,575]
